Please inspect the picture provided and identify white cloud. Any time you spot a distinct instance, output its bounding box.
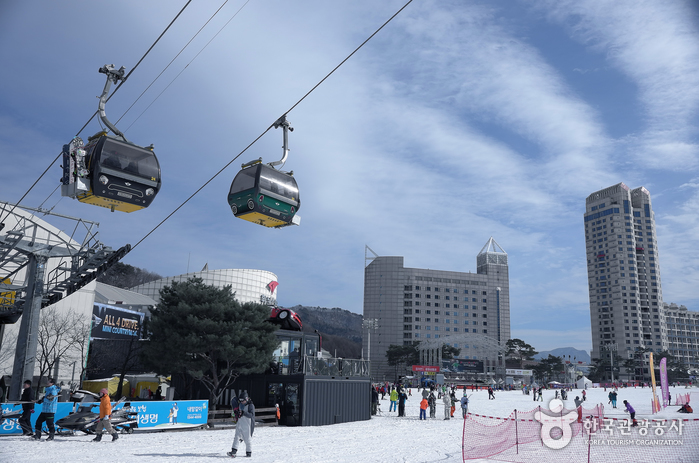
[538,0,699,170]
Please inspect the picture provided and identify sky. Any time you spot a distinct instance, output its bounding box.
[1,0,699,354]
[2,387,697,462]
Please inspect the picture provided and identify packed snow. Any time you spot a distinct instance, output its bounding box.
[2,385,697,463]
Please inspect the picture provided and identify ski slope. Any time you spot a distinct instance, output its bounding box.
[2,385,696,463]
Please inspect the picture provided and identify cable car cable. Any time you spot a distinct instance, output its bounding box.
[124,0,252,132]
[130,0,415,249]
[0,1,193,225]
[116,0,238,126]
[76,0,194,137]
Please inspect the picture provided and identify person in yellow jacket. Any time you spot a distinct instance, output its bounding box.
[389,387,398,413]
[93,388,119,442]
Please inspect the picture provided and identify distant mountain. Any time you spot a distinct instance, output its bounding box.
[287,305,363,359]
[533,347,590,364]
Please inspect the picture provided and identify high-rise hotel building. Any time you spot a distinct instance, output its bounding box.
[363,238,510,381]
[585,183,668,380]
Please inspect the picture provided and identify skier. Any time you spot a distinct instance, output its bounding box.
[33,378,59,441]
[93,388,119,442]
[419,397,428,420]
[397,386,408,417]
[488,387,495,400]
[442,390,451,420]
[371,386,379,415]
[460,393,469,418]
[574,396,583,423]
[623,400,638,427]
[389,387,398,413]
[450,390,457,417]
[428,390,436,418]
[19,380,34,436]
[228,392,255,458]
[610,390,617,408]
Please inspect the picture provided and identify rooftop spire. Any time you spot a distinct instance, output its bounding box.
[478,237,507,255]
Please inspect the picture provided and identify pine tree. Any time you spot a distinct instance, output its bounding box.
[142,277,278,405]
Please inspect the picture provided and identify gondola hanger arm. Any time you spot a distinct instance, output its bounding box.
[268,115,293,168]
[97,64,129,143]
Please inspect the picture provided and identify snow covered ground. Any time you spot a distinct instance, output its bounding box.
[2,385,697,463]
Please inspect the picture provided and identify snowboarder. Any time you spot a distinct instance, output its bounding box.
[488,387,495,400]
[610,391,618,408]
[33,378,59,441]
[228,392,255,458]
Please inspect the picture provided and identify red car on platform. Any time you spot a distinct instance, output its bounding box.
[269,307,303,331]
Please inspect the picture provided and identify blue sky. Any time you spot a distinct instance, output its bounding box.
[1,0,698,354]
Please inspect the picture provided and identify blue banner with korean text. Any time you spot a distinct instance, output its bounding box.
[1,400,208,435]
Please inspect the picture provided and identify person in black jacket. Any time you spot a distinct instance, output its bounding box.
[371,386,379,415]
[19,380,34,436]
[398,386,408,417]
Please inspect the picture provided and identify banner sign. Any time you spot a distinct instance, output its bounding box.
[660,357,669,408]
[649,353,660,413]
[505,369,533,376]
[0,400,208,435]
[442,359,484,373]
[91,303,145,340]
[413,365,440,372]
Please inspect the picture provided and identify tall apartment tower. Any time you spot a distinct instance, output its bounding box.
[585,183,668,381]
[363,238,510,381]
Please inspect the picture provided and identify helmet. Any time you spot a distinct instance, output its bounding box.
[100,388,109,396]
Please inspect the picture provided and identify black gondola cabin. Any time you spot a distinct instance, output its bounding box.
[61,134,161,213]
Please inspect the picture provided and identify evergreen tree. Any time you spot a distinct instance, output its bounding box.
[505,338,538,368]
[142,277,278,405]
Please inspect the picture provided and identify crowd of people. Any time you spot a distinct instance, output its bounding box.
[372,383,469,420]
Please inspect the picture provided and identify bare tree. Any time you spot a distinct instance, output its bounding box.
[35,308,88,391]
[69,318,92,382]
[0,327,18,376]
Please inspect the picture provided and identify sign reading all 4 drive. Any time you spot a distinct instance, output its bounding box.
[91,303,145,340]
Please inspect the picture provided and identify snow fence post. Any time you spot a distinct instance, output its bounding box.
[514,409,518,455]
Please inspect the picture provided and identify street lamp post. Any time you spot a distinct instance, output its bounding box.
[362,319,379,379]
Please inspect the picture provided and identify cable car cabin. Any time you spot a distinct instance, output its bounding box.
[61,135,161,213]
[228,163,300,228]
